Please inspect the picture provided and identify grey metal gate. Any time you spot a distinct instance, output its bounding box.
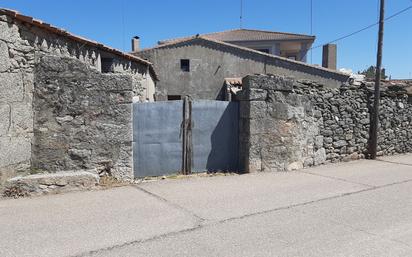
[133,100,239,177]
[192,100,239,172]
[133,101,183,177]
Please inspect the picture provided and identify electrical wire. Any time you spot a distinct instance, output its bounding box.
[310,5,412,50]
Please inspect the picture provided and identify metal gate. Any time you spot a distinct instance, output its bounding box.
[133,101,183,177]
[192,100,239,172]
[133,99,239,177]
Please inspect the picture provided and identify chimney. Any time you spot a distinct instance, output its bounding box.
[131,36,140,52]
[322,44,337,70]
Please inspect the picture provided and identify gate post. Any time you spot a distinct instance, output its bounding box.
[182,96,193,175]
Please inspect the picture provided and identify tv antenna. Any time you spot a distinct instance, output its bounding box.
[240,0,243,28]
[310,0,313,64]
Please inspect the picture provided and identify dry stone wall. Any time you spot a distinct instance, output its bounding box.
[0,13,150,184]
[240,74,412,172]
[293,81,371,163]
[239,75,324,172]
[0,14,35,182]
[33,56,133,179]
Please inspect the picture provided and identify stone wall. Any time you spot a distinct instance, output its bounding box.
[239,75,324,172]
[0,15,34,183]
[293,81,370,163]
[239,74,412,172]
[33,56,133,179]
[0,13,151,183]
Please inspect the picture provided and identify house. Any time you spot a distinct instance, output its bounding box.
[133,31,349,101]
[0,9,157,184]
[158,29,315,62]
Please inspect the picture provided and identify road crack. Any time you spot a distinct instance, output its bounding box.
[132,185,206,224]
[73,178,412,257]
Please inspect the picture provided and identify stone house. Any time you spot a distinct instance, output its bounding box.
[134,35,349,100]
[158,29,315,62]
[0,9,157,184]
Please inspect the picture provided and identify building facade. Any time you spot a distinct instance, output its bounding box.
[136,36,349,101]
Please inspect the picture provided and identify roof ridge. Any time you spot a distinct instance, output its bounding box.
[201,28,242,37]
[157,29,242,44]
[236,28,315,38]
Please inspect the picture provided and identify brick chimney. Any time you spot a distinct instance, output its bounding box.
[322,44,337,70]
[131,36,140,52]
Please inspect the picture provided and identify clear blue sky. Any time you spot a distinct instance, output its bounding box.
[1,0,411,78]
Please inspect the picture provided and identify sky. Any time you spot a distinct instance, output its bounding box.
[1,0,411,78]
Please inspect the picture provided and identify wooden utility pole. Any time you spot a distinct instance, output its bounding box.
[369,0,385,159]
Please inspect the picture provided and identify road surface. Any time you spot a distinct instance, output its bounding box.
[1,155,412,257]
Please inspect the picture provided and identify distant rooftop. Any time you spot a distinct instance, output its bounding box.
[159,29,315,45]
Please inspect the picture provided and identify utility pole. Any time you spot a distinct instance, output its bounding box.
[369,0,385,159]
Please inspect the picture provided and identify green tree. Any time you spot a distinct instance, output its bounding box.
[358,66,388,80]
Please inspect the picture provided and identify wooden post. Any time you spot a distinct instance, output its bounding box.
[182,96,188,174]
[181,96,193,175]
[369,0,385,159]
[186,99,193,174]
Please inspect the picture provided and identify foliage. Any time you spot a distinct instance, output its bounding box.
[358,66,388,80]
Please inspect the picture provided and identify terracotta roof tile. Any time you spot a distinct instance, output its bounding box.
[159,29,315,44]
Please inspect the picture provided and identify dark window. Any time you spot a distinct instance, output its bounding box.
[287,55,297,60]
[101,58,114,73]
[256,49,270,53]
[180,59,190,72]
[167,95,181,101]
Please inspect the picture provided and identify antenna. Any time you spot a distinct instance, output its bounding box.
[310,0,313,64]
[240,0,243,28]
[310,0,313,35]
[122,0,125,50]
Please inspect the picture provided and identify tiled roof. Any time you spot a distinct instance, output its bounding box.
[159,29,315,44]
[0,8,157,80]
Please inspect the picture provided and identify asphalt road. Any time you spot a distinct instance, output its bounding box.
[1,155,412,257]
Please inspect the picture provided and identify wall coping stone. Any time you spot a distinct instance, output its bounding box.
[3,170,100,197]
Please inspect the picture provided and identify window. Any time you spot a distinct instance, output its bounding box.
[287,55,297,60]
[101,58,114,73]
[167,95,181,101]
[180,59,190,72]
[256,49,270,54]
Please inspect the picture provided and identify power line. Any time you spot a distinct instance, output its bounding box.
[310,5,412,50]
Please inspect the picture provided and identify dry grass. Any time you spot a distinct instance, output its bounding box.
[134,171,239,183]
[2,183,30,198]
[99,176,129,188]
